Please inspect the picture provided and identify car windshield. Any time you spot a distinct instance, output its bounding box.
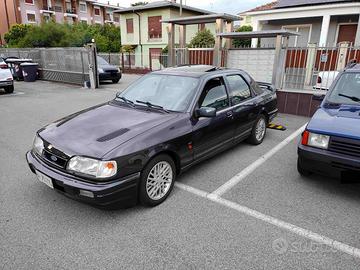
[116,74,199,112]
[97,57,109,65]
[326,73,360,105]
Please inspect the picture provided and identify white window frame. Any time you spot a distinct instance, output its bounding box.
[94,6,101,17]
[24,0,34,5]
[26,10,37,23]
[79,2,87,13]
[80,17,88,24]
[281,24,312,47]
[334,22,358,46]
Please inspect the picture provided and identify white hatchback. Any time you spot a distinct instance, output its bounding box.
[0,58,14,94]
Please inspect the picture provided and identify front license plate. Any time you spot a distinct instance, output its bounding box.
[36,171,54,189]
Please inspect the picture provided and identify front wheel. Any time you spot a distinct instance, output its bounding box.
[139,154,176,207]
[112,78,120,83]
[247,115,267,145]
[4,85,14,94]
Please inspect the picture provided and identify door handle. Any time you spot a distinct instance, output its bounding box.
[226,111,233,118]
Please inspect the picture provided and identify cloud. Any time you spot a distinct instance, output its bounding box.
[102,0,270,15]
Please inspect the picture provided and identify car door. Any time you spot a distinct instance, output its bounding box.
[224,73,262,142]
[191,76,236,161]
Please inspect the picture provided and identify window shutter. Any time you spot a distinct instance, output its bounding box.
[126,19,134,33]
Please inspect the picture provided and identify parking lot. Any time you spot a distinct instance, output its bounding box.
[1,77,360,269]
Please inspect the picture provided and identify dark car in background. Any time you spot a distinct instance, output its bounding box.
[26,65,277,208]
[97,56,121,83]
[298,61,360,178]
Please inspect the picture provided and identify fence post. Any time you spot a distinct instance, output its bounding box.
[336,42,349,70]
[86,43,99,89]
[304,44,317,86]
[121,52,125,71]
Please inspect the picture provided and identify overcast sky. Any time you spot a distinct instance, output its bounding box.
[101,0,270,15]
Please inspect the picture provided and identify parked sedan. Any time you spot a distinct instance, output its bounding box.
[26,65,278,208]
[97,56,121,83]
[0,57,14,94]
[298,61,360,178]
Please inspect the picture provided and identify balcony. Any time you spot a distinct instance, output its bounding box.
[64,8,78,18]
[40,6,55,14]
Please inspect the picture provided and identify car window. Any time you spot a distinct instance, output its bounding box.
[326,73,360,105]
[226,75,252,105]
[97,57,109,65]
[119,74,199,112]
[199,77,229,111]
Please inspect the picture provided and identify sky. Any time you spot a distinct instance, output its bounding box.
[101,0,271,15]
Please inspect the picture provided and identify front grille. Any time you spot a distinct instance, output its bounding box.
[328,136,360,158]
[41,141,70,169]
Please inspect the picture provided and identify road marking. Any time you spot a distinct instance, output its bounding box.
[175,182,360,259]
[210,123,307,197]
[0,92,25,97]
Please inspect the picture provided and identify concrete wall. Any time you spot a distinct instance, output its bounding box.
[226,48,275,83]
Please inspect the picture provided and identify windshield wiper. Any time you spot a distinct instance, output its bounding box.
[135,100,170,113]
[338,93,360,103]
[116,96,135,106]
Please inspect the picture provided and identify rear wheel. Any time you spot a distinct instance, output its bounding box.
[4,85,14,94]
[297,157,312,176]
[139,154,176,207]
[247,114,267,145]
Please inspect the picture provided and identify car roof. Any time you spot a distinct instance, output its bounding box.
[344,63,360,72]
[151,65,245,78]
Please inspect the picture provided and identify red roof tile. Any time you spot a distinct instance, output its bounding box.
[247,1,278,12]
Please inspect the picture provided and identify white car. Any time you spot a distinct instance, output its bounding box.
[0,58,14,94]
[313,71,339,90]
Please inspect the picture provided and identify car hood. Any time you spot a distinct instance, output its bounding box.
[39,102,178,158]
[307,104,360,140]
[98,64,118,71]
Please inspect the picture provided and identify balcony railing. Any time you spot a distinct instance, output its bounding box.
[65,8,76,14]
[42,6,54,11]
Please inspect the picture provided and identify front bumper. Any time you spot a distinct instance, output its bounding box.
[0,80,13,87]
[298,144,360,178]
[26,151,140,208]
[99,72,121,81]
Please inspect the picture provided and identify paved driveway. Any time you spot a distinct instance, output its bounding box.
[1,77,360,269]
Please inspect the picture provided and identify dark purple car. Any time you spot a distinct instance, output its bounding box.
[26,65,278,208]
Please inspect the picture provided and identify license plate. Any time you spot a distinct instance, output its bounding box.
[36,171,54,189]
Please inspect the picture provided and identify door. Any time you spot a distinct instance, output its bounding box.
[149,48,162,71]
[191,76,236,160]
[224,74,262,141]
[337,24,357,44]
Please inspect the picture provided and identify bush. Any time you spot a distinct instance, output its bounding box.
[189,29,215,48]
[4,22,121,52]
[232,25,253,48]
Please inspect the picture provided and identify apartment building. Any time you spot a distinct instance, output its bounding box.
[0,0,122,44]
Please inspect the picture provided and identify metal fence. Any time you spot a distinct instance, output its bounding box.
[282,44,360,91]
[0,47,89,85]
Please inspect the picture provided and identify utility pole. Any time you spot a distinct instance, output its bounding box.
[180,0,182,16]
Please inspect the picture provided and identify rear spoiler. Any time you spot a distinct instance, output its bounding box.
[256,82,276,92]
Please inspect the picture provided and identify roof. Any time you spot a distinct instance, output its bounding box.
[85,0,122,9]
[152,65,240,78]
[244,0,356,13]
[217,30,300,39]
[161,14,240,25]
[114,1,212,15]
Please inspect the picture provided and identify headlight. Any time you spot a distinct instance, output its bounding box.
[33,135,44,156]
[117,67,121,73]
[98,68,104,73]
[302,131,330,149]
[67,156,117,178]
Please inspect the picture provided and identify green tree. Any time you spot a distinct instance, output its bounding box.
[189,29,215,48]
[131,1,148,6]
[232,25,253,48]
[4,24,32,47]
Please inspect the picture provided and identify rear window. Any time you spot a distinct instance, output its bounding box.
[326,73,360,105]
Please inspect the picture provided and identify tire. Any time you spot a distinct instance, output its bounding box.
[297,157,312,176]
[247,114,267,145]
[112,79,120,83]
[139,154,176,207]
[4,85,14,94]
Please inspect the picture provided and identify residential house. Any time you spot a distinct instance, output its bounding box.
[239,0,360,47]
[114,0,216,69]
[0,0,122,44]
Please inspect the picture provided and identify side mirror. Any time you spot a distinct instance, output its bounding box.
[195,107,216,118]
[313,93,325,101]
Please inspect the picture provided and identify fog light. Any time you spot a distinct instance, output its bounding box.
[79,189,94,198]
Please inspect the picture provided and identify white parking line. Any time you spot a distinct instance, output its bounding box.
[175,182,360,259]
[210,123,308,197]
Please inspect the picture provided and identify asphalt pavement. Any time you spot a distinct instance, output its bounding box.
[1,77,360,269]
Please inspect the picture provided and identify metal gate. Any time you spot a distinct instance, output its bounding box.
[282,44,360,91]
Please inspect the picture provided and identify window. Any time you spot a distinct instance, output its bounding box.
[198,23,205,31]
[326,73,360,105]
[54,5,62,12]
[113,15,119,23]
[148,16,162,39]
[226,75,251,105]
[79,2,87,13]
[126,18,134,33]
[94,7,101,16]
[199,77,229,111]
[282,25,311,47]
[26,12,36,23]
[80,18,88,24]
[25,0,34,4]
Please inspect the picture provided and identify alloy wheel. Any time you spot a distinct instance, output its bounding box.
[146,161,173,201]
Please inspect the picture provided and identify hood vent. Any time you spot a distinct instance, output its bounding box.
[96,128,130,142]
